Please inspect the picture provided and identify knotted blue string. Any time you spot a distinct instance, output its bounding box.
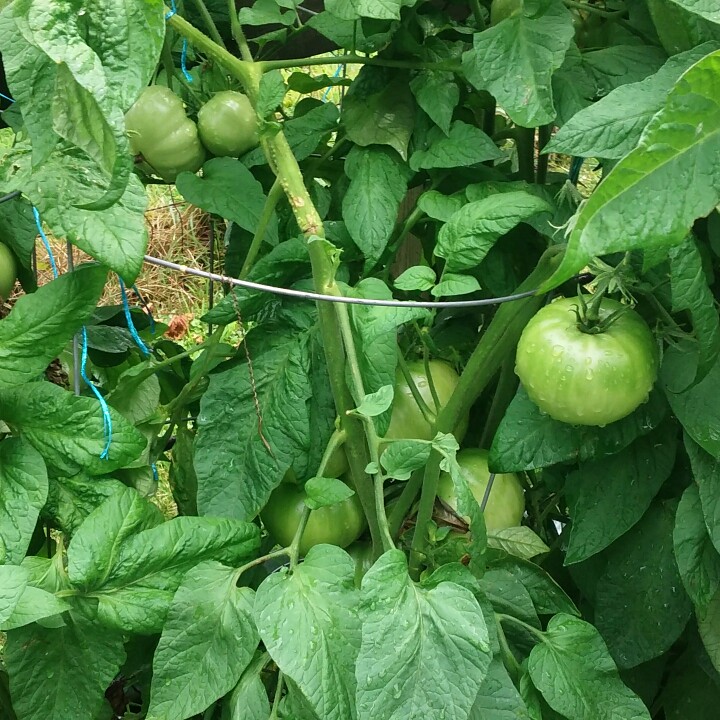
[165,0,193,82]
[33,206,59,278]
[321,63,343,102]
[151,463,159,482]
[165,0,177,19]
[118,275,151,356]
[80,327,113,459]
[35,207,113,458]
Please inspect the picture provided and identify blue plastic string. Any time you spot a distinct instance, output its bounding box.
[33,206,59,279]
[165,0,177,19]
[118,275,151,356]
[569,156,584,186]
[132,284,156,335]
[321,63,343,103]
[151,463,159,482]
[0,92,14,104]
[80,327,113,459]
[180,39,193,82]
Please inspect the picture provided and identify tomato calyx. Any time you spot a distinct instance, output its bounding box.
[571,289,631,335]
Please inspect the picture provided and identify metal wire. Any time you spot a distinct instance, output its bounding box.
[143,254,540,309]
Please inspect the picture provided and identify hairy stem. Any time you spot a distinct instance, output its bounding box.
[258,54,459,73]
[189,0,226,47]
[239,178,284,279]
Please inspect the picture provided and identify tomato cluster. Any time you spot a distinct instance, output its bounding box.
[124,87,258,182]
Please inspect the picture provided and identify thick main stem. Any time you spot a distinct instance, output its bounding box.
[408,246,564,577]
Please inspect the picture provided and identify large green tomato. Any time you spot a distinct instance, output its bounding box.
[515,297,658,426]
[437,449,525,531]
[125,86,205,182]
[0,243,17,299]
[197,91,259,157]
[385,360,468,442]
[261,481,366,556]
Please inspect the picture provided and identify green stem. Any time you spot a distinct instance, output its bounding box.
[496,613,546,643]
[496,617,522,680]
[387,469,422,538]
[536,125,552,185]
[396,349,435,425]
[227,0,253,60]
[334,299,394,552]
[258,54,459,74]
[318,428,346,475]
[408,246,564,577]
[234,548,289,582]
[239,179,284,279]
[516,127,536,184]
[270,671,285,720]
[160,32,176,92]
[189,0,226,47]
[479,355,518,449]
[423,346,441,413]
[288,507,311,567]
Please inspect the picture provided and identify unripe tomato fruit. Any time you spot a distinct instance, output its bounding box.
[197,91,259,157]
[515,297,658,426]
[385,360,468,442]
[260,480,366,556]
[124,86,205,182]
[0,243,17,299]
[437,449,525,531]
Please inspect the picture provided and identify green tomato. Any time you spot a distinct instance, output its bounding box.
[0,242,17,299]
[437,449,525,532]
[125,85,205,182]
[385,360,468,442]
[490,0,521,25]
[515,297,658,426]
[260,481,366,556]
[197,91,259,157]
[345,542,374,587]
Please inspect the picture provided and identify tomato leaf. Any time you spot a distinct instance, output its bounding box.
[432,273,481,297]
[409,121,502,171]
[147,562,259,720]
[669,236,720,385]
[409,70,459,135]
[594,504,692,668]
[5,608,126,720]
[471,657,533,719]
[342,67,416,158]
[487,526,550,561]
[356,549,491,720]
[0,565,28,626]
[220,654,271,720]
[564,423,677,565]
[546,50,720,289]
[1,583,71,631]
[354,384,394,418]
[528,614,651,720]
[195,320,317,521]
[0,382,147,476]
[176,157,278,243]
[255,545,361,720]
[257,70,286,118]
[581,45,667,95]
[461,0,575,127]
[685,437,720,554]
[67,487,163,591]
[436,191,551,272]
[668,0,720,23]
[394,265,436,292]
[696,590,720,674]
[490,386,667,472]
[380,439,432,481]
[417,190,464,222]
[674,484,720,611]
[0,438,48,565]
[547,44,716,159]
[304,476,355,509]
[342,146,411,269]
[91,514,260,634]
[479,567,540,627]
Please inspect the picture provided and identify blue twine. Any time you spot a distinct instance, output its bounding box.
[118,275,151,356]
[180,39,193,83]
[132,284,156,335]
[165,0,177,19]
[569,156,584,186]
[80,327,113,460]
[0,92,14,104]
[151,463,159,482]
[321,63,343,102]
[33,206,59,278]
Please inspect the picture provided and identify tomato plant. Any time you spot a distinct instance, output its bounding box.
[125,85,206,181]
[1,0,720,718]
[385,360,469,441]
[260,481,366,556]
[0,242,16,299]
[197,90,259,157]
[437,449,525,531]
[515,296,658,426]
